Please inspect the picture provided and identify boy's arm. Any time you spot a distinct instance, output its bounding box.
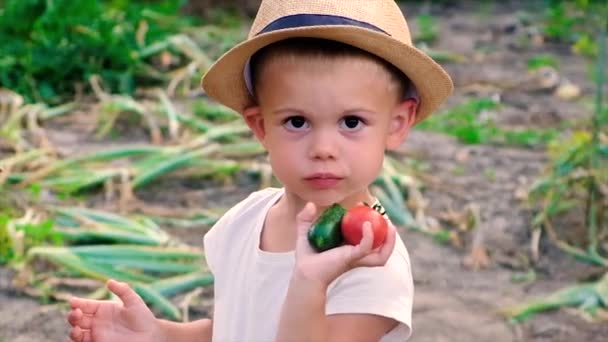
[276,204,401,342]
[276,272,396,342]
[157,318,213,342]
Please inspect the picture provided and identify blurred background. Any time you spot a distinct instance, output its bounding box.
[0,0,607,341]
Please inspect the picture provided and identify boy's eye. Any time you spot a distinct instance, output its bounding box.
[283,116,309,130]
[340,116,365,130]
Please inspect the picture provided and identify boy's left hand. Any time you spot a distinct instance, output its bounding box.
[293,202,397,287]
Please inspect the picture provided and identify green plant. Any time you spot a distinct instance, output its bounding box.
[543,0,578,41]
[416,98,558,146]
[451,165,466,176]
[2,206,215,320]
[415,14,439,45]
[572,34,599,58]
[0,0,199,103]
[370,157,453,245]
[0,213,62,265]
[0,216,14,264]
[503,273,608,322]
[527,54,560,71]
[483,169,497,182]
[528,8,607,268]
[542,0,608,58]
[528,134,606,264]
[509,6,608,322]
[17,219,63,249]
[27,244,213,320]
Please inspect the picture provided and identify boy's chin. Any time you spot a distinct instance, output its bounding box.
[305,195,341,208]
[293,190,369,209]
[286,188,344,208]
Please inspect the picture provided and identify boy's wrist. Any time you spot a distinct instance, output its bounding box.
[155,318,213,342]
[291,266,332,292]
[155,318,172,342]
[292,258,350,289]
[277,268,330,340]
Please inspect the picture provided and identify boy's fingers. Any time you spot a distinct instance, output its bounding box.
[67,308,94,330]
[70,326,92,342]
[376,223,397,261]
[360,222,374,251]
[67,308,82,327]
[382,224,397,255]
[355,224,396,267]
[69,325,84,342]
[107,279,145,308]
[349,222,374,261]
[69,297,101,315]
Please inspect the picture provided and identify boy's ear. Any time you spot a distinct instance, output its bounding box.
[386,99,417,150]
[243,106,267,144]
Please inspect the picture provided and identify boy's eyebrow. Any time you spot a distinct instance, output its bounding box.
[344,108,377,115]
[272,107,305,115]
[271,107,378,116]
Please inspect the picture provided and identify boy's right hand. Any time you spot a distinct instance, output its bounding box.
[294,203,397,287]
[67,279,160,342]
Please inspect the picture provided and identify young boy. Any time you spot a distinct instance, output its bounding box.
[66,0,453,341]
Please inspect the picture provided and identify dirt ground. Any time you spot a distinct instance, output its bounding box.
[2,1,608,341]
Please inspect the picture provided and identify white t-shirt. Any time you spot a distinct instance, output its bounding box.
[203,188,414,341]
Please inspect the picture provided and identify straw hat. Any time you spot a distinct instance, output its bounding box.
[201,0,454,124]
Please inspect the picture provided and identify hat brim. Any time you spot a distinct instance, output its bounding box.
[201,25,453,124]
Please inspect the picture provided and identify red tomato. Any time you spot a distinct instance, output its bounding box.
[341,205,388,249]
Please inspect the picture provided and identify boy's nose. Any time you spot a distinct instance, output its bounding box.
[308,130,338,160]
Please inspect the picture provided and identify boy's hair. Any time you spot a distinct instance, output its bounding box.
[249,38,412,102]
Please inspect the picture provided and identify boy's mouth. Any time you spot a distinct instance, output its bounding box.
[304,173,343,189]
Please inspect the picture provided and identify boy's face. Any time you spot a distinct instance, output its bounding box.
[244,56,417,207]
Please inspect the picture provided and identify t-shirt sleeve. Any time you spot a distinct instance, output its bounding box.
[203,188,281,277]
[325,243,414,341]
[202,215,225,276]
[202,193,251,275]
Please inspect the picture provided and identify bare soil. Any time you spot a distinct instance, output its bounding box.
[2,1,608,341]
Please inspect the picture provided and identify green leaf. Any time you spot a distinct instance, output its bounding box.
[0,215,14,264]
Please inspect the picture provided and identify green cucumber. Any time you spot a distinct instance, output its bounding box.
[307,204,347,252]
